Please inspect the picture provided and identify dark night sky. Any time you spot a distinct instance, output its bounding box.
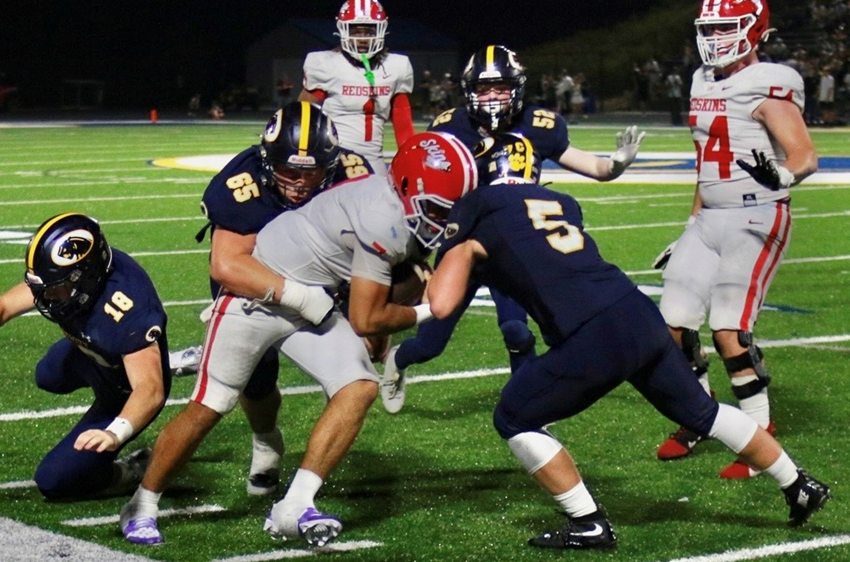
[0,0,664,107]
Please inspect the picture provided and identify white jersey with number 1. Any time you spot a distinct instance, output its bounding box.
[689,62,804,209]
[303,50,414,168]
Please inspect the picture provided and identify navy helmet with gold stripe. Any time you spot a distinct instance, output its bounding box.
[24,212,112,323]
[260,101,341,209]
[461,45,527,132]
[473,133,542,186]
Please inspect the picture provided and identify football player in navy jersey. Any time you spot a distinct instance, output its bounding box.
[169,101,374,498]
[380,45,646,413]
[0,213,170,500]
[424,137,829,549]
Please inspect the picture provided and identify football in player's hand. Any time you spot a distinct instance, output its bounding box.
[389,261,432,306]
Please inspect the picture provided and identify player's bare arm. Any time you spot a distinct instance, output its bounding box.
[347,275,417,336]
[428,239,487,319]
[75,342,166,453]
[555,126,645,181]
[210,228,284,301]
[753,98,818,184]
[298,89,325,105]
[0,282,36,326]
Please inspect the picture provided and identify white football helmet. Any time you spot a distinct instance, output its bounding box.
[695,0,771,68]
[336,0,388,59]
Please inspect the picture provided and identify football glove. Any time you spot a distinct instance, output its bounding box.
[609,125,646,177]
[736,149,794,191]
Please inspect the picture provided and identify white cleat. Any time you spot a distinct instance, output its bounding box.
[381,345,406,414]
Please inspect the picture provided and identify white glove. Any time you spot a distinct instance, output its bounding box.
[278,279,334,326]
[609,125,646,177]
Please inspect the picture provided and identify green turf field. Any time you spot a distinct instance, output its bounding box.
[0,122,848,562]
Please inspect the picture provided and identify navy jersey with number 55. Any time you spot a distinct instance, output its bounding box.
[439,183,634,346]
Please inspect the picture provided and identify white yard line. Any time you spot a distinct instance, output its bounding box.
[2,334,847,424]
[0,517,158,562]
[0,480,35,489]
[658,534,850,562]
[61,504,226,527]
[209,541,383,562]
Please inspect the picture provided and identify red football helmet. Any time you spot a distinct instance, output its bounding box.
[389,132,478,249]
[336,0,388,59]
[695,0,771,67]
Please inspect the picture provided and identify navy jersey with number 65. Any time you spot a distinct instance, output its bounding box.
[201,145,374,236]
[439,183,634,346]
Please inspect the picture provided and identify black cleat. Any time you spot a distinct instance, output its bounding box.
[783,470,830,527]
[529,512,617,550]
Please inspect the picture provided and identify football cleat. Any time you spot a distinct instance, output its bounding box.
[529,512,617,550]
[783,470,830,527]
[248,472,280,497]
[169,345,203,377]
[122,517,163,545]
[719,421,775,479]
[114,448,152,490]
[381,345,407,414]
[264,504,343,547]
[657,426,703,460]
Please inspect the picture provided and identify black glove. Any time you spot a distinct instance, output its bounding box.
[736,149,794,191]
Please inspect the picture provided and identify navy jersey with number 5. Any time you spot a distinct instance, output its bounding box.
[428,105,570,159]
[440,183,634,346]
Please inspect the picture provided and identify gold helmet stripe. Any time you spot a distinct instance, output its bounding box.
[486,45,496,72]
[298,101,311,156]
[27,212,80,269]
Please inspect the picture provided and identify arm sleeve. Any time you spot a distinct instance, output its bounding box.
[391,93,415,147]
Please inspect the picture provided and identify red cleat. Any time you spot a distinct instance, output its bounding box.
[719,421,775,479]
[657,426,703,460]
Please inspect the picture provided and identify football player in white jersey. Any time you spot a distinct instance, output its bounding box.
[118,132,477,547]
[298,0,415,176]
[653,0,818,479]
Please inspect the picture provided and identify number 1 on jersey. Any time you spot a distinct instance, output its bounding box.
[363,98,375,142]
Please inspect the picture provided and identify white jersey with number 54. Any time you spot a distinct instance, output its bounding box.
[689,62,804,209]
[303,50,414,164]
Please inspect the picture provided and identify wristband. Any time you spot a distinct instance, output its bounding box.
[279,279,307,308]
[414,304,433,325]
[776,165,795,189]
[105,417,134,445]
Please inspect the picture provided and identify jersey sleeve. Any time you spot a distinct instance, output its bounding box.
[521,106,570,161]
[349,207,409,284]
[332,149,375,185]
[90,258,167,357]
[744,64,805,114]
[394,55,414,95]
[302,51,333,93]
[201,151,277,235]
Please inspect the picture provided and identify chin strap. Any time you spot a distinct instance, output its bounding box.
[361,54,375,87]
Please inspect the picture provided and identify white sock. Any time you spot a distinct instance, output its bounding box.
[764,451,799,489]
[250,429,284,475]
[553,481,598,518]
[281,468,323,507]
[732,375,770,428]
[132,486,162,519]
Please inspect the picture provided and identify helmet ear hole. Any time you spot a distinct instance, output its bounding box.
[399,177,409,195]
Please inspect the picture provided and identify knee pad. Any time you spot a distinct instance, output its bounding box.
[500,320,535,355]
[507,430,563,474]
[714,331,771,399]
[680,328,709,376]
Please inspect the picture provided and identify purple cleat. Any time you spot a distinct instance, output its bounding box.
[122,516,163,545]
